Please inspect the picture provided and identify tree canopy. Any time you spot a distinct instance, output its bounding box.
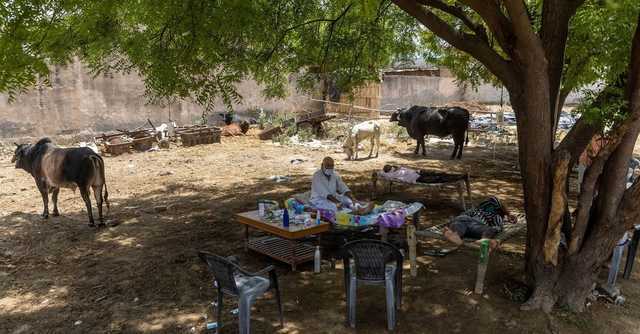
[0,0,418,109]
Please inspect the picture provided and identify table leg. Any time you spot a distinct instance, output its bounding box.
[244,225,249,252]
[407,224,417,277]
[457,181,466,210]
[380,226,389,242]
[290,240,297,271]
[465,175,472,204]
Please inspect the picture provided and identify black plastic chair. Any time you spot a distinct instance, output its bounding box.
[198,252,283,334]
[342,239,404,330]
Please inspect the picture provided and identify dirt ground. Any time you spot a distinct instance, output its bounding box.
[1,122,640,334]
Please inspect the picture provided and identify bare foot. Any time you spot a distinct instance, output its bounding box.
[443,227,464,246]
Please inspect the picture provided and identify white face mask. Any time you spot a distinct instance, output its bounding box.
[323,168,334,177]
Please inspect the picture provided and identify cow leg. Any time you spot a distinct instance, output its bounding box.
[368,136,374,158]
[37,181,49,219]
[355,134,359,160]
[52,187,60,216]
[375,131,380,158]
[414,140,420,155]
[451,143,458,159]
[457,140,464,159]
[80,187,95,227]
[92,184,105,226]
[420,137,427,156]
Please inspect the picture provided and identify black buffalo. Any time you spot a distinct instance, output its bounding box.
[11,138,110,227]
[391,106,470,159]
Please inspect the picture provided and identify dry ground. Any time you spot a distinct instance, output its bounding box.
[1,126,639,334]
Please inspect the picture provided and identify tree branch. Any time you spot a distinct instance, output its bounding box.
[459,0,515,57]
[416,0,487,41]
[503,0,540,52]
[540,0,586,140]
[393,0,517,88]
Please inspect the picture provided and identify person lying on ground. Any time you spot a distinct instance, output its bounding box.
[310,156,374,215]
[443,196,517,251]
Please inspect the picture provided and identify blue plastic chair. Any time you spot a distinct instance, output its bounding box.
[342,239,404,331]
[198,252,283,334]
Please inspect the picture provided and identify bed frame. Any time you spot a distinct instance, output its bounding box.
[372,171,472,210]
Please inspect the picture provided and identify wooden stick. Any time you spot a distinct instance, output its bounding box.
[407,224,417,277]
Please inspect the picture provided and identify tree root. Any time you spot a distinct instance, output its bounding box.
[520,290,556,313]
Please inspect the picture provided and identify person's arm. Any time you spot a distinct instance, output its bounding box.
[336,174,355,202]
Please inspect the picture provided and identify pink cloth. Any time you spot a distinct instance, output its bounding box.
[378,167,420,184]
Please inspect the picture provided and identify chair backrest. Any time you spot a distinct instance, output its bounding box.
[342,239,403,281]
[198,251,240,295]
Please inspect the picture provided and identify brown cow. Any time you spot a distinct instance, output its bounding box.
[221,121,250,136]
[12,138,110,227]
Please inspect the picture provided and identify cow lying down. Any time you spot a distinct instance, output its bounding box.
[221,121,250,136]
[12,138,110,227]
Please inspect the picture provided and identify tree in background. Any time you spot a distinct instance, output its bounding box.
[1,0,640,312]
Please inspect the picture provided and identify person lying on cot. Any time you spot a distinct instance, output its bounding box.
[443,196,517,250]
[380,164,423,183]
[310,156,374,215]
[380,165,461,184]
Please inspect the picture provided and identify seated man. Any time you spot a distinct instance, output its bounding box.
[310,157,372,214]
[443,196,516,250]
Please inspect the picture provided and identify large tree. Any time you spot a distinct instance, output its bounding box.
[1,0,640,312]
[393,0,640,312]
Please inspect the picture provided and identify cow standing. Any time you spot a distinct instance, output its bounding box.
[343,120,381,160]
[391,106,469,159]
[11,138,110,227]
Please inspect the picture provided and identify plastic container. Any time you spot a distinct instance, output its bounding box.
[336,211,351,225]
[282,209,290,228]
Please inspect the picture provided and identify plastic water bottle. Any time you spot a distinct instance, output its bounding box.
[314,246,321,273]
[316,210,321,225]
[283,209,290,228]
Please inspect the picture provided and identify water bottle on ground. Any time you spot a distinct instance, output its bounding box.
[314,246,321,273]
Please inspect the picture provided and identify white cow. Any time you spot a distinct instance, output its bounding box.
[343,120,381,160]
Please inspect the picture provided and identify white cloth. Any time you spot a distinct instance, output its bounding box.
[379,167,420,184]
[311,169,350,202]
[310,194,354,213]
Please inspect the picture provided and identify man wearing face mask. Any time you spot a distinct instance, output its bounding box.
[310,156,363,213]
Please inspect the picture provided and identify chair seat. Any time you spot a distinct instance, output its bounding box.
[235,274,270,297]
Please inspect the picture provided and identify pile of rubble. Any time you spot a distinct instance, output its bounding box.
[94,120,221,156]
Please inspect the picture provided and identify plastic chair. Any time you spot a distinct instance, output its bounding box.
[342,239,404,331]
[198,252,283,334]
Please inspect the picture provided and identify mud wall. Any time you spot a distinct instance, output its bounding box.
[0,59,310,138]
[380,74,583,110]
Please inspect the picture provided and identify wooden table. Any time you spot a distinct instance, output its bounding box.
[236,210,331,271]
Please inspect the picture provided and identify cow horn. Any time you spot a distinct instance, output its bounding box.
[14,142,19,147]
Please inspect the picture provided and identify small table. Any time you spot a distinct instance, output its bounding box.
[236,210,331,271]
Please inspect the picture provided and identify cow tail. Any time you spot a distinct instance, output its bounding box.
[465,113,470,146]
[90,155,110,212]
